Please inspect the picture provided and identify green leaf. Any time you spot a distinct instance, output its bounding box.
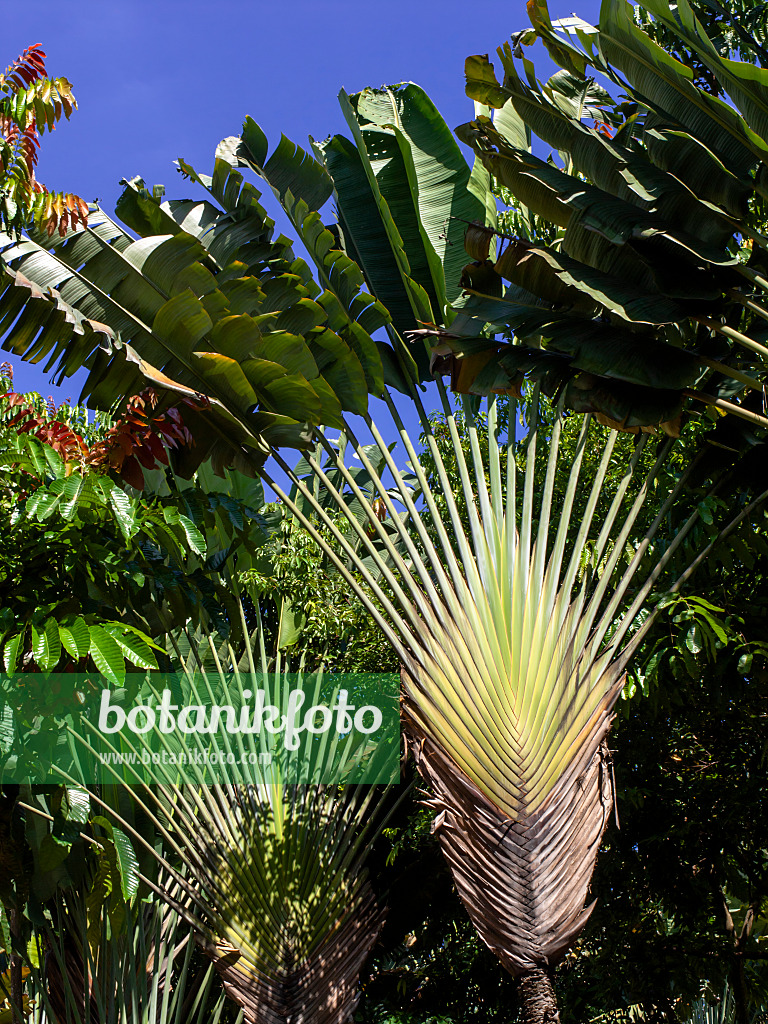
[239,124,333,213]
[3,632,23,674]
[63,787,90,825]
[59,472,85,520]
[639,0,768,153]
[31,621,49,670]
[277,598,305,649]
[354,83,492,314]
[0,705,14,756]
[91,816,139,901]
[599,0,768,171]
[697,501,714,525]
[240,116,268,167]
[88,626,126,686]
[251,332,320,379]
[25,485,63,521]
[465,54,509,108]
[0,904,10,957]
[153,290,214,355]
[26,936,40,969]
[44,617,62,670]
[191,351,259,412]
[101,624,159,671]
[95,478,137,539]
[685,623,703,655]
[737,651,753,675]
[58,617,91,661]
[492,239,686,326]
[176,514,206,556]
[492,46,734,249]
[696,611,728,645]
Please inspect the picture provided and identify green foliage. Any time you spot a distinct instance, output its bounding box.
[555,571,768,1020]
[0,385,275,789]
[635,0,768,88]
[242,503,398,673]
[0,136,396,471]
[4,11,768,1023]
[447,0,768,457]
[315,83,495,335]
[358,793,517,1024]
[5,876,235,1024]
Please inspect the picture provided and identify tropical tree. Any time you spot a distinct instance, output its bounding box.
[1,862,236,1024]
[0,367,277,1019]
[636,0,768,83]
[244,458,403,673]
[4,40,768,1024]
[0,44,87,238]
[0,371,261,691]
[0,157,392,475]
[61,592,402,1024]
[553,561,768,1022]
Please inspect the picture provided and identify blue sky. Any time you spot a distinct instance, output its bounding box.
[4,0,601,403]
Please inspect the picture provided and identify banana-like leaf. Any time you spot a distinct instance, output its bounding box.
[640,111,752,220]
[453,26,768,436]
[472,47,736,249]
[0,144,391,473]
[597,0,768,172]
[350,84,493,313]
[315,129,434,347]
[458,119,737,271]
[487,232,686,325]
[310,84,495,358]
[638,0,768,150]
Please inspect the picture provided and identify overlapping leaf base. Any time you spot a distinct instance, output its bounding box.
[263,383,760,990]
[204,886,383,1024]
[407,710,615,975]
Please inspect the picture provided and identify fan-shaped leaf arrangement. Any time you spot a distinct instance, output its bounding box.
[252,383,768,1001]
[68,612,400,1024]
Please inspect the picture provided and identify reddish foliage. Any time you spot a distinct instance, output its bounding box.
[2,392,88,462]
[1,387,198,490]
[593,119,615,138]
[0,44,87,238]
[1,44,47,91]
[0,117,40,176]
[86,389,198,489]
[34,188,90,237]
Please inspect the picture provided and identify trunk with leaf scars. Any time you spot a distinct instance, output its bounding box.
[10,908,22,1024]
[518,966,560,1024]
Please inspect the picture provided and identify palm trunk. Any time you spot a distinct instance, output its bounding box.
[517,966,560,1024]
[10,908,22,1024]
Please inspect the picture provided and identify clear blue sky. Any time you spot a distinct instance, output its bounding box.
[3,0,601,402]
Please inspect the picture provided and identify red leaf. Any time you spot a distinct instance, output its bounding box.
[118,456,144,490]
